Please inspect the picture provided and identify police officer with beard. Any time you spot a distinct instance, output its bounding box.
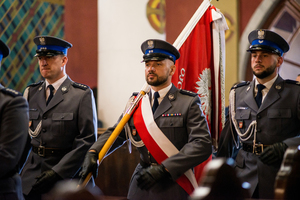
[79,39,212,200]
[217,29,300,199]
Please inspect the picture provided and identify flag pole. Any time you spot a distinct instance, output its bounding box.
[78,83,150,188]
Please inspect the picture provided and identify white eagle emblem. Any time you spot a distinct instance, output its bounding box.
[147,40,154,49]
[258,30,265,39]
[39,37,46,45]
[195,68,212,123]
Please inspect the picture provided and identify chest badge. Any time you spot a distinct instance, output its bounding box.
[132,129,137,136]
[239,121,243,129]
[162,113,182,117]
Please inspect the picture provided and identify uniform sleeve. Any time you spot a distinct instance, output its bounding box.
[162,96,212,180]
[89,114,127,156]
[89,95,135,154]
[0,96,29,178]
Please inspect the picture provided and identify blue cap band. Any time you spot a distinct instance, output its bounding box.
[252,39,283,56]
[0,50,3,61]
[145,48,176,62]
[37,45,68,55]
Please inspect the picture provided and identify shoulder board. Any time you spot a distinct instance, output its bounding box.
[72,82,89,90]
[27,81,44,87]
[179,89,197,97]
[231,81,250,90]
[0,87,22,97]
[285,79,300,86]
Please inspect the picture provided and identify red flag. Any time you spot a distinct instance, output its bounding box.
[172,0,227,182]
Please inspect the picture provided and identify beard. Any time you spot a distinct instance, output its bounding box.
[146,72,169,86]
[253,62,277,79]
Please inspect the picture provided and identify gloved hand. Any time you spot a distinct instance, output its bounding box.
[137,165,171,190]
[259,142,288,165]
[32,169,62,194]
[79,151,99,183]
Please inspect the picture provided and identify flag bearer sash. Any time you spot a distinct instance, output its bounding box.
[133,94,198,195]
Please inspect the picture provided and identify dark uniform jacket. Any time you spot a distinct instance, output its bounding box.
[90,84,212,200]
[217,76,300,199]
[20,77,97,195]
[0,84,29,199]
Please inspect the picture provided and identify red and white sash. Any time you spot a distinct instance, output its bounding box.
[133,94,198,195]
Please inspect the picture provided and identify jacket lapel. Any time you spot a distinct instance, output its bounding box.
[243,81,258,111]
[153,84,177,119]
[34,82,47,113]
[259,76,283,113]
[44,78,70,112]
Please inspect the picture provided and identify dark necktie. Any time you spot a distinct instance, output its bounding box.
[46,85,54,106]
[152,92,160,114]
[255,84,265,108]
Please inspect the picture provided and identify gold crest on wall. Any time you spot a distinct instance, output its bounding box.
[146,0,166,34]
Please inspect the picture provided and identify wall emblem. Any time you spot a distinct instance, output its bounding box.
[146,0,166,34]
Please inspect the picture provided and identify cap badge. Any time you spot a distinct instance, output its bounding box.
[259,40,263,43]
[39,37,46,45]
[147,40,154,49]
[258,30,265,39]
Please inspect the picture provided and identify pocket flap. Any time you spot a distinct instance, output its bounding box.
[267,109,291,118]
[160,117,183,127]
[29,109,39,120]
[52,113,73,121]
[235,109,251,120]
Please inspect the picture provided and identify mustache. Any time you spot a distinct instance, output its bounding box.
[147,72,157,76]
[254,64,264,68]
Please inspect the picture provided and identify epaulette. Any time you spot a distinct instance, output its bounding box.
[72,82,88,90]
[231,81,250,90]
[285,79,300,86]
[179,89,197,97]
[0,87,22,97]
[27,81,44,88]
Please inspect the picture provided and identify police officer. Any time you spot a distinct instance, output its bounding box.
[217,29,300,199]
[20,36,98,200]
[79,39,212,200]
[0,40,29,199]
